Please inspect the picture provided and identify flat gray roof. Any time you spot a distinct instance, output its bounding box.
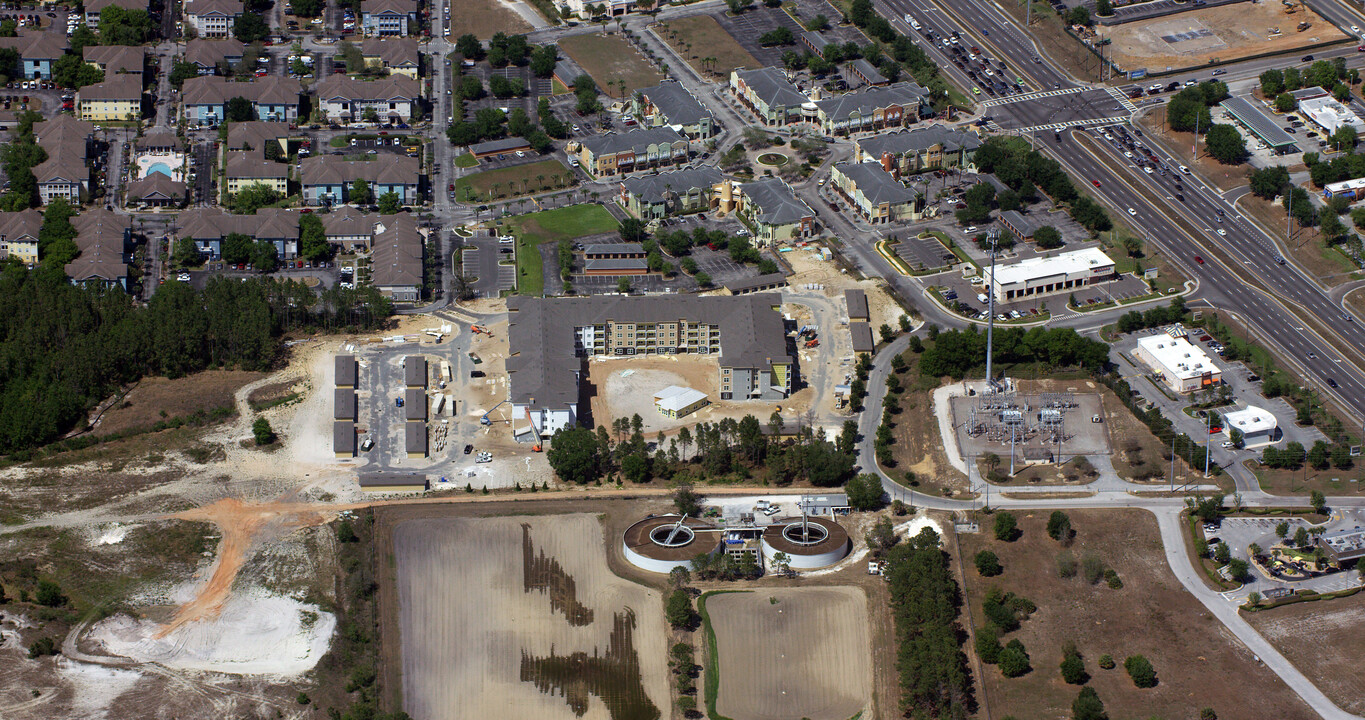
[405,388,427,421]
[358,474,427,488]
[334,388,357,420]
[584,243,645,256]
[405,422,427,454]
[1219,96,1296,148]
[404,356,426,387]
[725,272,789,294]
[850,321,874,353]
[585,257,649,272]
[335,354,357,386]
[333,421,355,453]
[845,289,868,319]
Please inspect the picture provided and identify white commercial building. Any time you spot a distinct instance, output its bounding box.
[1223,405,1278,447]
[1134,332,1222,393]
[985,247,1116,303]
[1299,94,1365,135]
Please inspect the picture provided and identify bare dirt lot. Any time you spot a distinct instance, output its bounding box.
[585,354,806,437]
[1244,591,1365,714]
[448,0,531,38]
[958,509,1314,720]
[653,14,759,80]
[1098,1,1348,72]
[93,370,266,436]
[559,33,666,99]
[708,587,872,720]
[392,513,671,720]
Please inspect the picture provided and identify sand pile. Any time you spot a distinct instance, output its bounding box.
[89,591,334,677]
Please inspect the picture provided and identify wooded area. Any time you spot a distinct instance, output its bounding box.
[884,527,974,718]
[0,267,391,454]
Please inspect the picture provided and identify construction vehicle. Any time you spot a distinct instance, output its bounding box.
[471,325,491,336]
[525,407,543,452]
[805,338,819,348]
[481,400,508,425]
[1297,20,1311,30]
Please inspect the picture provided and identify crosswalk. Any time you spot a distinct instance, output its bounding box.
[992,116,1130,134]
[977,86,1088,107]
[1106,86,1138,113]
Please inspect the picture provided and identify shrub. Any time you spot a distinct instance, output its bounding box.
[1047,510,1073,542]
[35,580,64,607]
[998,640,1031,677]
[336,520,358,543]
[1098,654,1115,669]
[1060,648,1088,685]
[975,550,1003,576]
[252,417,276,445]
[1057,550,1078,578]
[1124,654,1157,688]
[1103,569,1123,589]
[1081,553,1105,584]
[27,636,58,659]
[993,511,1019,541]
[975,623,1002,663]
[1072,686,1108,720]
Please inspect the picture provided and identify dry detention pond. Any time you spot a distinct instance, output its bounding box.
[393,514,670,720]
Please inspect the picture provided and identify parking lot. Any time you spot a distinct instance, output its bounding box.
[892,232,956,272]
[1204,512,1365,600]
[463,63,550,120]
[714,6,809,68]
[550,230,774,296]
[192,142,214,205]
[460,237,517,297]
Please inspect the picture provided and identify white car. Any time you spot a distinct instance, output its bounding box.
[965,225,977,233]
[1353,25,1361,33]
[515,150,525,158]
[1124,150,1133,158]
[1143,166,1153,173]
[1216,228,1226,236]
[1127,208,1137,216]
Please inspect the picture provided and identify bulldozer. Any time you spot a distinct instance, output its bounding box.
[1297,20,1312,31]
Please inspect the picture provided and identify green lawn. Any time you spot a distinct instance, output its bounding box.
[454,159,574,203]
[503,204,619,296]
[454,152,478,168]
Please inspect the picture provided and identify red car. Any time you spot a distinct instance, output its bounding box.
[1092,180,1101,187]
[1194,256,1204,265]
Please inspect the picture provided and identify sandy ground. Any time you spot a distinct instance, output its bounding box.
[1098,1,1348,71]
[709,587,872,720]
[392,514,671,720]
[785,246,907,330]
[90,590,335,677]
[1245,591,1365,714]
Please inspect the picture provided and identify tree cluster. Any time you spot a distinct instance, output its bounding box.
[918,326,1109,380]
[972,136,1111,233]
[884,527,974,717]
[1166,81,1229,133]
[0,268,391,455]
[1097,373,1217,475]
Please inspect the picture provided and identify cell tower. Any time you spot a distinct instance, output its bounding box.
[984,228,1001,394]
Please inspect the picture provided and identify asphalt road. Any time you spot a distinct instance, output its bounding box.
[1049,127,1365,423]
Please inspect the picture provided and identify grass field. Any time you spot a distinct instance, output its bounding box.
[392,514,670,720]
[1248,460,1365,496]
[1245,589,1365,714]
[454,153,478,168]
[708,588,872,720]
[958,509,1314,720]
[454,159,574,203]
[504,204,619,296]
[447,0,530,38]
[559,33,665,98]
[654,15,760,79]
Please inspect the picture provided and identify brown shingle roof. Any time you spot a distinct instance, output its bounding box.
[82,45,145,74]
[372,214,422,291]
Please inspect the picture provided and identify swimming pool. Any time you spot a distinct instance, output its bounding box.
[147,162,173,178]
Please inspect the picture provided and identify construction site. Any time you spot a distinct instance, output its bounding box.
[1096,0,1349,72]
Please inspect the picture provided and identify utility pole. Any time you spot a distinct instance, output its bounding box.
[1192,111,1200,156]
[1205,411,1212,477]
[1285,182,1293,244]
[1169,434,1176,492]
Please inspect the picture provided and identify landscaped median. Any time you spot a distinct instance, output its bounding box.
[875,239,913,275]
